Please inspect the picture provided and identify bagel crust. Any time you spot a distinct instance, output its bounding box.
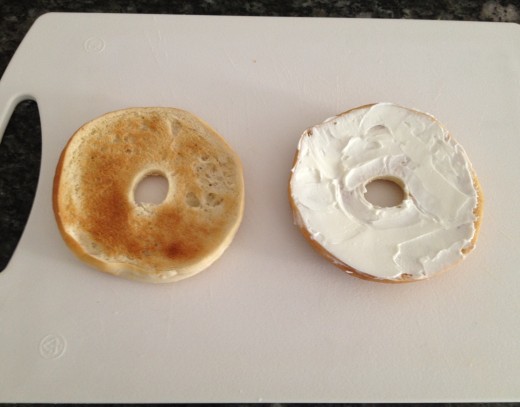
[53,107,244,283]
[289,103,483,283]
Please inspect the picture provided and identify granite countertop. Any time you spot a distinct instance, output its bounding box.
[0,1,519,403]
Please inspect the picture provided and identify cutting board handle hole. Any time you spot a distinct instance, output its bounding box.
[0,100,41,272]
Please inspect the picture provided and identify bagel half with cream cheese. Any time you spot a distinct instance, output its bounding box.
[289,103,483,283]
[53,107,244,283]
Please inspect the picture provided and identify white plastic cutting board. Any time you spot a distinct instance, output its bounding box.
[1,13,519,403]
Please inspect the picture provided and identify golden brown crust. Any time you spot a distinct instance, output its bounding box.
[53,107,244,283]
[288,103,483,283]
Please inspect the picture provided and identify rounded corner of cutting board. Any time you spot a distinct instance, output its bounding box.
[31,12,55,26]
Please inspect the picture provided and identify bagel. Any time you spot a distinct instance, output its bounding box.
[289,103,483,283]
[53,107,244,283]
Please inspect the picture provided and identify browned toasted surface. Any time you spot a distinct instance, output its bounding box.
[54,108,244,281]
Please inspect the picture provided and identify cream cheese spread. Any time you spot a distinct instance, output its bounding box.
[290,103,479,281]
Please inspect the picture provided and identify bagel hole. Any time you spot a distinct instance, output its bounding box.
[134,174,169,205]
[364,178,405,208]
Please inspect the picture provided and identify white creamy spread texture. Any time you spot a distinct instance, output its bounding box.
[290,103,479,280]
